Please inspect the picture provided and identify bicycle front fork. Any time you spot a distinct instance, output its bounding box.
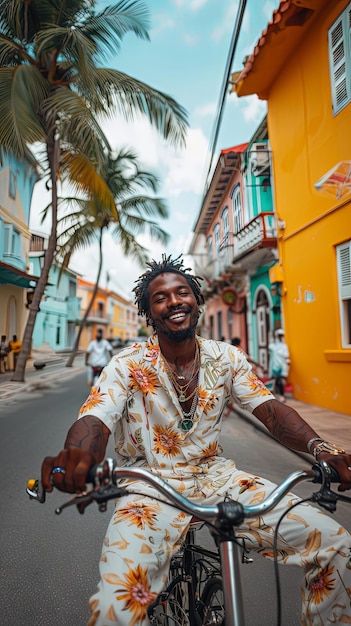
[219,538,246,626]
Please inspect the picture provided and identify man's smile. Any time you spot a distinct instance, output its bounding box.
[167,310,189,322]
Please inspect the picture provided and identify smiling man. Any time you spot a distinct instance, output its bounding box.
[42,254,351,626]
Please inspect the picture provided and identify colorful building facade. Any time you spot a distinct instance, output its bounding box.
[234,0,351,413]
[0,149,39,351]
[29,233,81,350]
[189,129,279,372]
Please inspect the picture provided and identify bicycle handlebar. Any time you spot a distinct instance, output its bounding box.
[27,460,351,523]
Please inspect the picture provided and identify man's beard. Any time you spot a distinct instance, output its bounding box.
[163,325,196,342]
[156,308,199,342]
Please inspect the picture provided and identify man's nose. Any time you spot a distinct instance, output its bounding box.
[167,293,181,307]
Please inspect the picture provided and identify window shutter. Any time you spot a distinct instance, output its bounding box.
[3,225,11,254]
[337,241,351,298]
[328,6,351,113]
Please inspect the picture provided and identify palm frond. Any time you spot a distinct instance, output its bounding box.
[0,65,48,156]
[78,67,188,147]
[120,195,168,219]
[81,1,150,62]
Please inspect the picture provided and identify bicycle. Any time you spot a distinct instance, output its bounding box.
[27,460,351,625]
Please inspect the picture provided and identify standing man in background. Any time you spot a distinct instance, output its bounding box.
[85,329,113,387]
[269,329,290,402]
[8,335,22,371]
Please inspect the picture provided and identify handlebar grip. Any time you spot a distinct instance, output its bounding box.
[86,459,116,485]
[312,461,340,483]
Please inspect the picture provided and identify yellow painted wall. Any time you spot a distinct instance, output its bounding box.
[266,1,351,412]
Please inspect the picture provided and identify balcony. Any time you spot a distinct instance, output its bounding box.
[235,212,277,257]
[87,309,109,324]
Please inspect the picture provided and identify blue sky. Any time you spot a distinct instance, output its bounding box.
[30,0,277,297]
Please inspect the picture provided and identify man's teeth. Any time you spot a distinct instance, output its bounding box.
[169,312,186,320]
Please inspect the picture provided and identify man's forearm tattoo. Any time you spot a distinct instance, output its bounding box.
[64,416,109,461]
[254,400,318,451]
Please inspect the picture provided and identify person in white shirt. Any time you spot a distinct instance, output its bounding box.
[85,329,112,386]
[268,329,290,401]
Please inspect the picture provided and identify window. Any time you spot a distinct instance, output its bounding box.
[3,224,20,258]
[213,223,220,258]
[9,170,16,199]
[336,240,351,347]
[231,185,242,233]
[221,206,229,240]
[328,2,351,114]
[207,235,213,260]
[209,315,214,339]
[217,310,222,341]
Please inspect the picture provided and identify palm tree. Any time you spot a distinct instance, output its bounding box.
[0,0,187,381]
[55,147,169,366]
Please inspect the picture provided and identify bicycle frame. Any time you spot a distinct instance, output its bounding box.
[27,461,350,626]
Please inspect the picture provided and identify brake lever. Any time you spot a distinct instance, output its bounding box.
[54,484,130,515]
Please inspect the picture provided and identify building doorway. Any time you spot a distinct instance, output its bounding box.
[255,289,270,372]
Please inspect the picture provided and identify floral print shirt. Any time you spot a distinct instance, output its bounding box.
[79,334,273,489]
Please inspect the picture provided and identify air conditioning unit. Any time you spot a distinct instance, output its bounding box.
[250,142,270,176]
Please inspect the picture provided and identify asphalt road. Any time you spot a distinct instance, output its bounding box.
[1,372,349,626]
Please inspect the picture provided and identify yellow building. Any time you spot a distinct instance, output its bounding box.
[233,0,351,413]
[77,278,138,349]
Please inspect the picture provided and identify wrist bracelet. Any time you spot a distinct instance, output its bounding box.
[306,437,323,454]
[312,441,345,459]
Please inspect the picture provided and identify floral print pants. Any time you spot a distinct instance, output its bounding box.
[87,468,351,626]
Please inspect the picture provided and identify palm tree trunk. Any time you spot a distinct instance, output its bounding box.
[66,227,104,367]
[12,136,59,382]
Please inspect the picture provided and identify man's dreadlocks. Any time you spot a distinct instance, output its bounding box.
[133,254,204,319]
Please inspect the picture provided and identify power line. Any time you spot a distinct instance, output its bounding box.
[204,0,247,193]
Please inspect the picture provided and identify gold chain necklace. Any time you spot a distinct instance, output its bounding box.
[163,342,199,402]
[178,388,199,431]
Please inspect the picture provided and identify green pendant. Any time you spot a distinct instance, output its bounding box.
[181,418,193,431]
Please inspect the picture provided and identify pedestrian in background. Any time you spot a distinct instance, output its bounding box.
[268,329,290,402]
[0,335,9,373]
[85,328,113,387]
[8,335,22,371]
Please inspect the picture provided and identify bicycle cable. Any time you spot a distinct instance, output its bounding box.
[272,496,314,626]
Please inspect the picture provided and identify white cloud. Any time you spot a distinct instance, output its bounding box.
[163,127,209,197]
[150,14,176,38]
[211,2,238,43]
[189,0,210,10]
[241,95,267,123]
[101,113,209,199]
[193,101,217,118]
[183,33,199,46]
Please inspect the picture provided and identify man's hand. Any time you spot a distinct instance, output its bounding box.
[316,452,351,492]
[42,447,95,494]
[41,415,110,494]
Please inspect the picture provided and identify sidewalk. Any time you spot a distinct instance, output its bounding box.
[232,394,351,457]
[0,345,85,401]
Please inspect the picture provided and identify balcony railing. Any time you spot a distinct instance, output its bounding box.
[235,212,276,257]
